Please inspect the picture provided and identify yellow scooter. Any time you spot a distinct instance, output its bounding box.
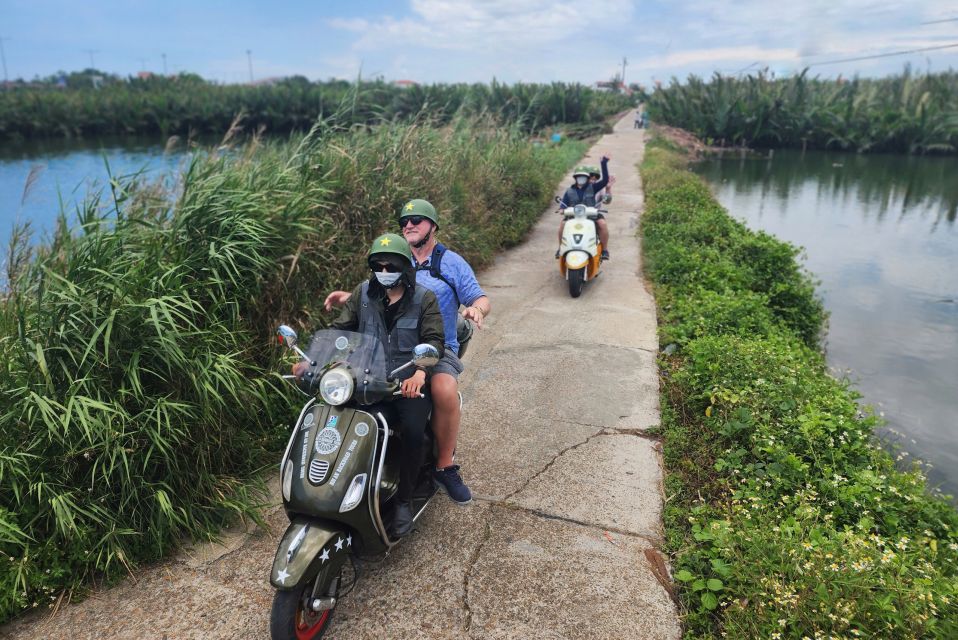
[555,197,603,298]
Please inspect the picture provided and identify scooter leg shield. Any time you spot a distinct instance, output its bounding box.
[271,517,350,591]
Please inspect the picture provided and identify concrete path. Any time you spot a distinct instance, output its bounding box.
[0,114,679,640]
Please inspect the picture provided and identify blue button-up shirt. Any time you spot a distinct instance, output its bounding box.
[412,248,485,355]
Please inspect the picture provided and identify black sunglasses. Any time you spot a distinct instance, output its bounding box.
[371,262,401,273]
[399,215,426,228]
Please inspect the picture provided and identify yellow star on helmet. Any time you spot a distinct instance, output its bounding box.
[405,202,415,211]
[379,237,391,246]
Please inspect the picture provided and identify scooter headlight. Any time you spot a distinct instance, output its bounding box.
[339,474,367,512]
[573,204,587,218]
[319,367,354,406]
[282,459,294,502]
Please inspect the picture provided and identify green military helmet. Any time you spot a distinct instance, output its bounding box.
[572,166,590,178]
[398,199,439,229]
[368,233,413,265]
[587,165,601,178]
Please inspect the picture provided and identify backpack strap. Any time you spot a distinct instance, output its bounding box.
[417,242,461,307]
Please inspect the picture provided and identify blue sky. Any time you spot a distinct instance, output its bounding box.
[3,1,958,87]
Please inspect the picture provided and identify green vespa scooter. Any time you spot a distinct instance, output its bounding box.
[269,325,440,640]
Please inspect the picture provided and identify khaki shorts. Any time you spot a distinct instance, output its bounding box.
[432,350,464,379]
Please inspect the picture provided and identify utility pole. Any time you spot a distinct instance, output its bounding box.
[0,36,10,84]
[138,57,147,72]
[83,49,100,70]
[621,56,628,88]
[162,52,167,75]
[246,49,253,83]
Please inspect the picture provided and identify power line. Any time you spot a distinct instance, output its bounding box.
[920,17,958,24]
[805,42,958,67]
[83,49,100,69]
[0,37,10,83]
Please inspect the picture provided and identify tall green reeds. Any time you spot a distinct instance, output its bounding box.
[0,75,633,141]
[0,115,586,622]
[648,67,958,154]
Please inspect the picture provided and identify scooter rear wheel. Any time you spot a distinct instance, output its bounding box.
[270,571,338,640]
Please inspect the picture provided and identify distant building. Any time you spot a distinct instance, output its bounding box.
[137,71,154,80]
[393,79,418,88]
[250,76,283,86]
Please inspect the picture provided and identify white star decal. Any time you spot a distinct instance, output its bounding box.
[334,537,344,551]
[276,568,290,585]
[346,534,352,547]
[319,548,330,563]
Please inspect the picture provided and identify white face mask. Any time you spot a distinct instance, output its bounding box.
[576,176,588,187]
[374,271,402,288]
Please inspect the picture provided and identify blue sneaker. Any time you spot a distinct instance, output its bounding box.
[433,465,472,505]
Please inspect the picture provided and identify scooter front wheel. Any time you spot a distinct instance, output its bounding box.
[568,267,585,298]
[270,571,339,640]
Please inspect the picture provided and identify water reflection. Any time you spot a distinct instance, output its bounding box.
[696,150,958,499]
[706,150,958,227]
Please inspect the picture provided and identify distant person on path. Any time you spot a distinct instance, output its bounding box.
[556,155,611,261]
[634,109,642,129]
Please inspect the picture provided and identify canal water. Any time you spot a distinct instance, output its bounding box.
[695,150,958,499]
[0,136,191,252]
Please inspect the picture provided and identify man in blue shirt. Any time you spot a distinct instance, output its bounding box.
[324,200,490,505]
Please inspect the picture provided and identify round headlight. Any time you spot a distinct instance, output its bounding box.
[573,204,586,217]
[319,367,354,405]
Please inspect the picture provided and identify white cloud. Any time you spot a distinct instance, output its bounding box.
[633,46,800,70]
[331,0,634,53]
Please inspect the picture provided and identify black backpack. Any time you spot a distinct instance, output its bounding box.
[416,242,460,306]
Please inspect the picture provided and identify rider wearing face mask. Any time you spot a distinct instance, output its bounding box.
[321,233,445,537]
[556,155,611,261]
[324,201,490,507]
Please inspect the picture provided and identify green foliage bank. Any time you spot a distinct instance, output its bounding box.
[0,75,633,141]
[647,68,958,154]
[0,116,586,622]
[641,139,958,637]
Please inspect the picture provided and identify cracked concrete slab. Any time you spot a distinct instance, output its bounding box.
[324,501,492,640]
[465,506,680,640]
[461,343,657,429]
[456,414,598,500]
[509,433,665,542]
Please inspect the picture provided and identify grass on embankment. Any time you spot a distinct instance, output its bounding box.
[640,138,958,638]
[0,116,586,623]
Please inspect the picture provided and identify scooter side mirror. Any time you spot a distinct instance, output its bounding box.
[412,344,440,368]
[554,195,562,205]
[277,324,315,364]
[276,325,299,348]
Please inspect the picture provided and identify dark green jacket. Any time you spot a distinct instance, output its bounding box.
[331,279,444,379]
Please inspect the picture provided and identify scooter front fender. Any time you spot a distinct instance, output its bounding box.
[270,517,351,591]
[564,250,591,270]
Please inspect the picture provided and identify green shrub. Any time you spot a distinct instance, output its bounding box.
[643,141,958,638]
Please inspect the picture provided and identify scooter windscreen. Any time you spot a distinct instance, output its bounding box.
[300,330,391,404]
